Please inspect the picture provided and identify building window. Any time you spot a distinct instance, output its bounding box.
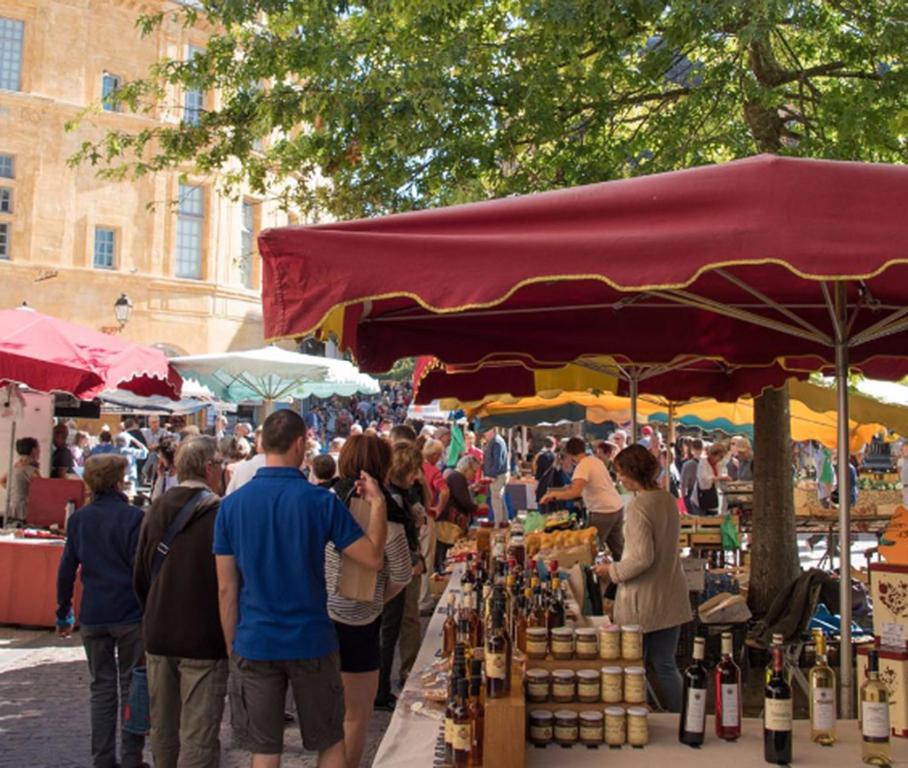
[184,46,204,126]
[93,227,116,269]
[101,72,121,112]
[0,154,13,179]
[239,201,255,289]
[175,184,204,279]
[0,222,8,259]
[0,188,11,214]
[0,18,23,92]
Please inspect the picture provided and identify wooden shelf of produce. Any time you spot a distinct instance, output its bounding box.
[527,656,644,671]
[482,663,526,768]
[525,699,649,713]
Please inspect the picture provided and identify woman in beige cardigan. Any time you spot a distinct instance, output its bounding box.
[595,445,691,711]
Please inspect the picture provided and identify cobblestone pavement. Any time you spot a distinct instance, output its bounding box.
[0,628,397,768]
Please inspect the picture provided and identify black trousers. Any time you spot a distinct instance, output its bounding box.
[377,588,407,703]
[81,623,146,768]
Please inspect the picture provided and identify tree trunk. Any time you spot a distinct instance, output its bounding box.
[748,386,800,616]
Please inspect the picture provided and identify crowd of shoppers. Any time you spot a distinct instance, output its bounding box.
[47,383,900,763]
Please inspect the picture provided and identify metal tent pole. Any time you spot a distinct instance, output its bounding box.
[834,282,854,719]
[629,374,639,444]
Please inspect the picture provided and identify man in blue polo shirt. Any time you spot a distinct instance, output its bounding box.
[214,410,387,768]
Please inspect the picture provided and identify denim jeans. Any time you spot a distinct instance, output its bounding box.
[643,624,684,713]
[81,623,146,768]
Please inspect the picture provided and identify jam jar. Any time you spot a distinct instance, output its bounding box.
[526,628,549,660]
[528,709,554,746]
[601,666,623,704]
[554,710,579,746]
[526,668,551,703]
[551,669,576,703]
[579,710,604,746]
[575,627,599,659]
[551,627,575,660]
[627,706,649,747]
[605,706,627,747]
[621,624,643,660]
[576,669,600,703]
[624,666,647,705]
[599,624,621,660]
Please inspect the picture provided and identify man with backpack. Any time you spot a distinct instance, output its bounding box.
[134,435,228,768]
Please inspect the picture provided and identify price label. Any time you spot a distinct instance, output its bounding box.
[862,702,891,739]
[721,684,740,728]
[685,689,706,734]
[880,622,905,648]
[812,687,836,731]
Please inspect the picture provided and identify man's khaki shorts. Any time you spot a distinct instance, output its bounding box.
[230,651,345,755]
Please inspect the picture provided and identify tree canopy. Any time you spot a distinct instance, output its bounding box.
[73,0,907,219]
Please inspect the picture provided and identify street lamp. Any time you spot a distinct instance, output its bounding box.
[114,293,133,329]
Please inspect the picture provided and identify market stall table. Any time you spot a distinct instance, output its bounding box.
[0,534,80,627]
[524,716,908,766]
[373,565,908,768]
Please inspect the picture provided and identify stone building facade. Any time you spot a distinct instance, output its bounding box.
[0,0,290,354]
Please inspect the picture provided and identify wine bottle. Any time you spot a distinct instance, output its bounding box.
[468,666,485,766]
[505,571,516,635]
[861,650,891,766]
[442,593,457,658]
[809,629,836,746]
[715,631,742,741]
[485,605,508,698]
[764,641,793,764]
[467,586,482,648]
[481,584,493,639]
[514,592,528,654]
[492,586,514,692]
[452,677,471,767]
[462,554,476,586]
[679,637,708,746]
[765,633,785,684]
[457,613,472,664]
[444,653,463,764]
[546,575,566,631]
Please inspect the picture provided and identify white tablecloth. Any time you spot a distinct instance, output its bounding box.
[372,570,459,768]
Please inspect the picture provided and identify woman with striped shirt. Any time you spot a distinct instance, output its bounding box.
[325,435,412,768]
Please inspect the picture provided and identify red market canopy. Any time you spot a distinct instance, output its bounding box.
[412,354,818,406]
[0,308,182,400]
[261,154,908,378]
[261,154,908,717]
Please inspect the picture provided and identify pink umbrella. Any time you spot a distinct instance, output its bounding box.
[0,307,182,400]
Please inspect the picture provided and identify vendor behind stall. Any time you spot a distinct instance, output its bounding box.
[595,445,691,713]
[540,437,625,559]
[0,436,41,527]
[51,423,76,478]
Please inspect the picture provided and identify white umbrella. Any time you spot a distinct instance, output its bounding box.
[169,347,379,410]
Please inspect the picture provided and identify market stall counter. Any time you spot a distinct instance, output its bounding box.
[0,534,81,627]
[373,566,908,768]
